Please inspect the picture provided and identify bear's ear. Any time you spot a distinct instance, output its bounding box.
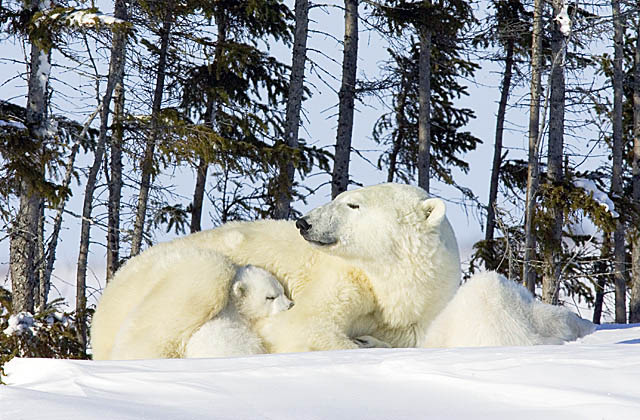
[420,198,446,227]
[232,281,246,298]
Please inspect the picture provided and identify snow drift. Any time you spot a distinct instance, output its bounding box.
[2,324,639,420]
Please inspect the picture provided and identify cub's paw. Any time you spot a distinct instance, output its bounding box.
[352,335,391,349]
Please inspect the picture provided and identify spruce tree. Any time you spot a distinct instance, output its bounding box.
[370,0,480,191]
[475,0,532,270]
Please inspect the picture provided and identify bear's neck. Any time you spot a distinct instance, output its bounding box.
[362,230,460,334]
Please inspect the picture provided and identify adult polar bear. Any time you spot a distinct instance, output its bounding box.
[91,183,461,359]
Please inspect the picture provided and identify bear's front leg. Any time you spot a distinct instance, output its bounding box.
[257,304,361,352]
[257,269,378,353]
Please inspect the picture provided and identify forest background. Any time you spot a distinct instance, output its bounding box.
[1,0,639,360]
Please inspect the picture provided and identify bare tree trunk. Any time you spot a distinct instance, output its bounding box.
[592,273,607,325]
[76,3,129,348]
[45,147,79,292]
[131,13,172,256]
[523,0,544,294]
[631,17,640,324]
[593,276,607,324]
[387,68,410,183]
[611,0,627,323]
[106,0,129,281]
[331,0,358,198]
[274,0,309,218]
[191,14,226,231]
[417,23,432,193]
[10,182,40,314]
[44,109,99,292]
[36,199,46,312]
[11,186,40,314]
[107,83,125,280]
[542,1,566,305]
[10,9,50,314]
[190,100,213,234]
[190,158,208,232]
[485,38,515,269]
[593,233,611,324]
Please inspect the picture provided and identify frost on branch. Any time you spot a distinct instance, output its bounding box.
[3,312,36,336]
[554,3,571,37]
[64,10,125,28]
[0,290,85,366]
[0,119,27,130]
[2,310,69,337]
[573,178,619,218]
[35,8,128,31]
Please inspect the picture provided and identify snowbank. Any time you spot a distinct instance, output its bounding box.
[2,325,639,420]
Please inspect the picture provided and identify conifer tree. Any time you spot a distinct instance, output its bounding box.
[7,0,52,314]
[541,0,568,305]
[189,7,227,233]
[631,16,640,323]
[370,1,480,191]
[176,1,326,223]
[523,0,544,293]
[107,0,129,280]
[75,1,131,348]
[416,0,432,192]
[332,0,359,198]
[274,0,309,219]
[131,7,174,256]
[478,0,531,270]
[610,0,626,322]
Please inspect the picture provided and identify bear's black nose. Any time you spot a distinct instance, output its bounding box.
[295,217,311,232]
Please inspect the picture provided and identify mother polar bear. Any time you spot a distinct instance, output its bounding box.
[91,183,593,360]
[92,183,461,359]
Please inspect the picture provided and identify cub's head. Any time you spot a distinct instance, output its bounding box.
[295,183,449,262]
[232,265,294,321]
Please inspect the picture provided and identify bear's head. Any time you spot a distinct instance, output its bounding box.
[295,183,451,263]
[232,265,294,320]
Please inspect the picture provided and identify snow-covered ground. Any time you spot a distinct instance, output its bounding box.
[2,324,639,420]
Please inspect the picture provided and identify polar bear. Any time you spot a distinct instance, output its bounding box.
[95,247,237,360]
[91,183,462,358]
[420,271,596,347]
[185,265,293,358]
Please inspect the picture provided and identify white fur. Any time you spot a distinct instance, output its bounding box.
[91,183,461,358]
[185,266,292,358]
[420,271,596,348]
[93,247,236,360]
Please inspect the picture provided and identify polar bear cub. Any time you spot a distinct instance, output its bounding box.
[185,265,293,358]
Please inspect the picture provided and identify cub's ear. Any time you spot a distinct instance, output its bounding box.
[420,198,446,226]
[232,281,246,298]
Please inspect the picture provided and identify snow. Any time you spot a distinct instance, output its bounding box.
[2,325,639,419]
[36,50,50,90]
[35,9,125,29]
[0,119,26,129]
[65,11,124,28]
[573,177,619,218]
[45,311,70,327]
[2,312,36,336]
[554,4,572,37]
[2,311,69,337]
